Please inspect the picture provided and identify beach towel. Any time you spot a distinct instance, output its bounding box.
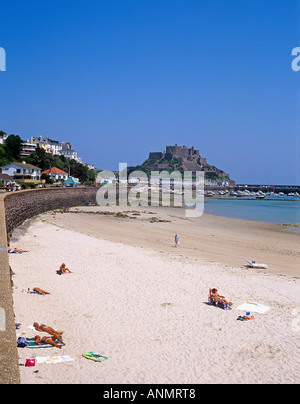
[236,302,270,314]
[25,338,64,349]
[246,260,268,269]
[82,351,108,363]
[35,356,75,364]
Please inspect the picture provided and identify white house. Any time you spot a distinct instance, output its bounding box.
[30,136,63,156]
[60,142,78,161]
[20,141,37,157]
[0,132,8,144]
[42,167,69,182]
[1,162,42,183]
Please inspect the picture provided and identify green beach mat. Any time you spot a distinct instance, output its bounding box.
[82,351,108,363]
[26,338,64,349]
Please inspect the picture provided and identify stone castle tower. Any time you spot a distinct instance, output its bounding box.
[149,145,207,167]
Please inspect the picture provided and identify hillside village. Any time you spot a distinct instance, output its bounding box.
[0,130,235,191]
[0,130,97,189]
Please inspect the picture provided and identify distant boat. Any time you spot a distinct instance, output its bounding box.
[256,191,266,200]
[205,191,215,197]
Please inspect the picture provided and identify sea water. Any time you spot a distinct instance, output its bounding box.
[203,198,300,224]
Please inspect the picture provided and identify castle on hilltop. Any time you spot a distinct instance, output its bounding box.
[147,144,232,183]
[149,145,207,168]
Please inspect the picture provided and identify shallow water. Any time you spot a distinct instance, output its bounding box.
[203,197,300,224]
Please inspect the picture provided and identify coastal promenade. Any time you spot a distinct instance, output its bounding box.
[0,187,98,384]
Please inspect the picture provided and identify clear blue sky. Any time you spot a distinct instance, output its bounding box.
[0,0,299,184]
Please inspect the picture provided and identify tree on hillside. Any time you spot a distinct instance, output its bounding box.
[0,144,11,167]
[69,159,96,184]
[4,134,23,161]
[25,145,52,171]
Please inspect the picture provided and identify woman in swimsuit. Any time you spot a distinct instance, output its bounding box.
[210,289,232,306]
[59,263,72,275]
[34,335,64,349]
[32,288,50,296]
[33,323,64,341]
[8,244,30,253]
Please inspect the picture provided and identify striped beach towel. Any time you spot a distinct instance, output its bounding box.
[25,338,64,349]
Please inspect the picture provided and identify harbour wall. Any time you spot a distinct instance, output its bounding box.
[0,187,98,384]
[205,184,300,194]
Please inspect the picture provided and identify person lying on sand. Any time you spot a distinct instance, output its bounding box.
[57,263,72,275]
[210,289,232,307]
[33,323,64,339]
[31,288,50,296]
[34,335,64,349]
[8,244,30,254]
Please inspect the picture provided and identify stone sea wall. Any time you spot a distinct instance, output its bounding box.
[4,187,98,238]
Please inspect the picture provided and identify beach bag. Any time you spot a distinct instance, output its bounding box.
[17,337,29,348]
[25,358,35,367]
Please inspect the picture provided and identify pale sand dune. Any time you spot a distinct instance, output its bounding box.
[10,208,300,384]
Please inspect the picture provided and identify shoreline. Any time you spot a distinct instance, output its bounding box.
[41,205,299,278]
[9,212,300,384]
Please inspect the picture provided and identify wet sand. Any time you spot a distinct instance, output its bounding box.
[44,205,300,277]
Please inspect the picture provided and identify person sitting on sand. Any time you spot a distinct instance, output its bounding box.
[57,263,72,275]
[34,335,64,349]
[210,289,232,307]
[33,323,64,339]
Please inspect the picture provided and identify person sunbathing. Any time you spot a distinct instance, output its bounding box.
[33,323,64,339]
[59,263,72,275]
[210,289,232,307]
[34,335,64,349]
[8,244,29,254]
[32,288,50,296]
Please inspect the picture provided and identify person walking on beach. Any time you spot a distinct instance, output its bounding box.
[174,234,179,248]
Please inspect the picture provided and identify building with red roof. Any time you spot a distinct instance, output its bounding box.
[42,167,69,182]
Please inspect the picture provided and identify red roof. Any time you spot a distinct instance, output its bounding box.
[0,174,14,180]
[42,167,68,175]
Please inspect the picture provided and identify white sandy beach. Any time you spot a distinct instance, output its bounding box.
[10,207,300,384]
